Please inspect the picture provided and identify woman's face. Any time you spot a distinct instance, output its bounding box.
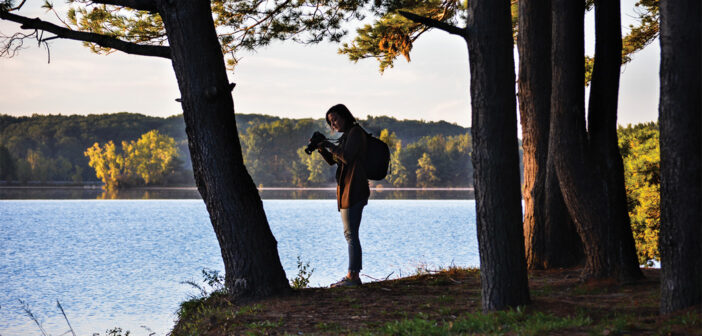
[327,112,347,133]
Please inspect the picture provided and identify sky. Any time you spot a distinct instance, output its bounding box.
[0,0,660,129]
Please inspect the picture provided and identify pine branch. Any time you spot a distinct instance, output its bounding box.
[0,11,170,58]
[92,0,158,12]
[398,10,465,37]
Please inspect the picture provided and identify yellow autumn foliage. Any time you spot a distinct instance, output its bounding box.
[85,130,178,189]
[618,122,660,266]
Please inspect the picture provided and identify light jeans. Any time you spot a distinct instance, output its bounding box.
[340,202,364,273]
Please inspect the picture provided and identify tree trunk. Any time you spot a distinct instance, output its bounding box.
[467,0,530,311]
[551,0,643,282]
[550,0,616,280]
[658,0,702,314]
[586,0,643,282]
[518,0,582,270]
[156,0,290,298]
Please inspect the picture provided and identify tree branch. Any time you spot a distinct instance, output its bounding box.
[398,10,465,37]
[11,0,28,11]
[91,0,158,12]
[0,11,170,58]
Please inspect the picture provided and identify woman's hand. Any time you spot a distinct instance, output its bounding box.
[317,140,334,150]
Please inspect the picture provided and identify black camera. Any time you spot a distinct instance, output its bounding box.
[305,131,327,155]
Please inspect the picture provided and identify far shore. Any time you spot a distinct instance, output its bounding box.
[0,184,474,191]
[0,184,476,200]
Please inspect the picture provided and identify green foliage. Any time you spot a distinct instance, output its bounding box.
[296,147,330,186]
[340,0,463,73]
[344,0,658,80]
[400,133,472,187]
[585,0,659,85]
[386,139,409,187]
[622,0,659,64]
[0,144,16,180]
[378,129,398,150]
[381,129,409,187]
[240,118,325,187]
[84,130,179,189]
[123,130,179,184]
[618,122,660,265]
[61,0,367,69]
[0,113,191,183]
[238,115,472,188]
[0,113,472,187]
[178,268,229,322]
[289,255,315,289]
[416,152,439,187]
[584,55,595,86]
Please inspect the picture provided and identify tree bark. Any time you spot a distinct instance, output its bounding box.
[586,0,643,282]
[551,0,643,282]
[156,0,290,298]
[467,0,530,311]
[658,0,702,314]
[550,0,615,280]
[518,0,582,270]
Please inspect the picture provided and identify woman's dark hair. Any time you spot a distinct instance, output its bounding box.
[325,104,357,127]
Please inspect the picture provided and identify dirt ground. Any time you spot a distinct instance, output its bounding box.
[171,267,702,335]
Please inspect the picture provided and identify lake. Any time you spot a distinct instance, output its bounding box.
[0,196,478,335]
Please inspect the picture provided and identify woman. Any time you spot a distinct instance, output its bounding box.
[316,104,369,287]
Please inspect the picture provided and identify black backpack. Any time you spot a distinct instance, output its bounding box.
[362,129,390,181]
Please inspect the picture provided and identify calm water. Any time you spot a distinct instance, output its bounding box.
[0,199,478,335]
[0,186,474,200]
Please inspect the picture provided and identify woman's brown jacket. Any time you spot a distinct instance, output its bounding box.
[319,124,370,210]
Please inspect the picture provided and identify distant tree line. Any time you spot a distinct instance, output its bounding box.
[0,113,190,184]
[0,112,472,188]
[240,117,473,188]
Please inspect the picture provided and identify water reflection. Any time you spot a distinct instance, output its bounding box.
[0,187,474,200]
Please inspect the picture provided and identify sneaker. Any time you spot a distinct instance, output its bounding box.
[330,276,362,288]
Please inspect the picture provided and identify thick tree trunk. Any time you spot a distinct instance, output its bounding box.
[551,0,644,282]
[156,0,290,298]
[542,160,583,266]
[586,0,643,282]
[658,0,702,314]
[467,0,530,311]
[550,0,617,280]
[518,0,582,270]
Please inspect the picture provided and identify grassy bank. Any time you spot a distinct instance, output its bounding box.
[172,267,701,335]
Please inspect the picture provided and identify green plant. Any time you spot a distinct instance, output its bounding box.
[182,268,226,298]
[289,255,315,289]
[176,268,231,325]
